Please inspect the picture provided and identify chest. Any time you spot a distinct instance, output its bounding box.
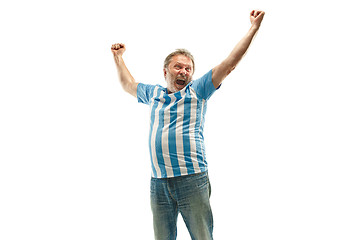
[149,87,205,121]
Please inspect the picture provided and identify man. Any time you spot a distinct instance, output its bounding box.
[111,10,265,240]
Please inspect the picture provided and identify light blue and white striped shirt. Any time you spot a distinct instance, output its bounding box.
[137,70,219,178]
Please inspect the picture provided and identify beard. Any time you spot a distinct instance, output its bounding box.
[166,73,192,93]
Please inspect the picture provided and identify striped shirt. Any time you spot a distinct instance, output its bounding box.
[137,70,219,178]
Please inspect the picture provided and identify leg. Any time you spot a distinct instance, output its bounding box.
[176,172,213,240]
[150,178,179,240]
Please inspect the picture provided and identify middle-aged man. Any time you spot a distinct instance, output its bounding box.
[111,10,265,240]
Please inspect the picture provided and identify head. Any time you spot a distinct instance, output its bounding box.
[163,49,195,94]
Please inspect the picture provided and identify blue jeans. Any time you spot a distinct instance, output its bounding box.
[150,171,213,240]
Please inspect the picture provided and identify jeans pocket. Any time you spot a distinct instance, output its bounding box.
[195,174,210,191]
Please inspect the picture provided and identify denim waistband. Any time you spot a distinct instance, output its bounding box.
[151,171,208,182]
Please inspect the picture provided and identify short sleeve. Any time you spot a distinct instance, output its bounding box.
[190,70,220,100]
[137,83,156,105]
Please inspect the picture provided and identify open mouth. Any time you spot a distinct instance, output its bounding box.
[176,79,186,86]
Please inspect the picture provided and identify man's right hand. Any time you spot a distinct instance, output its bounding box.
[111,43,126,56]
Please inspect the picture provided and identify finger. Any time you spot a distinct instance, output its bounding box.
[111,43,125,50]
[257,11,264,17]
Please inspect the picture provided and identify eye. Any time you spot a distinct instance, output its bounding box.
[185,67,191,72]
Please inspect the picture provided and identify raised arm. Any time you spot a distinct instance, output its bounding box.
[111,43,139,98]
[212,10,265,88]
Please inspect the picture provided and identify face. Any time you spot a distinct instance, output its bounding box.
[164,55,194,94]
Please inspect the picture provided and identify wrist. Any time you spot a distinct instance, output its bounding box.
[250,24,261,31]
[113,54,125,65]
[113,53,123,60]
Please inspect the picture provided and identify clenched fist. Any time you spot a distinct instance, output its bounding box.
[250,10,265,29]
[111,43,126,56]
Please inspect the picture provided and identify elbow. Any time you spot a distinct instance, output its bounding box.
[121,81,138,97]
[224,64,236,77]
[224,57,240,75]
[121,81,133,93]
[227,65,236,75]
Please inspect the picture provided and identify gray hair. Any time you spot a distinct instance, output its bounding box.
[163,49,195,73]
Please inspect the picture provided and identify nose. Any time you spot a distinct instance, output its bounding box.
[179,68,187,76]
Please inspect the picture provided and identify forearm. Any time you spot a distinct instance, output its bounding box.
[113,55,137,92]
[211,10,264,88]
[224,25,260,69]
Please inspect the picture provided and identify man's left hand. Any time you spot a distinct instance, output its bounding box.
[250,10,265,29]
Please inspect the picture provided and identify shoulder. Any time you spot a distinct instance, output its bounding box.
[190,70,219,100]
[137,83,166,104]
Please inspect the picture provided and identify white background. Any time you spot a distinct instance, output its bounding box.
[1,0,359,239]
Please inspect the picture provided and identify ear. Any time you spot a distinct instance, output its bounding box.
[163,68,167,79]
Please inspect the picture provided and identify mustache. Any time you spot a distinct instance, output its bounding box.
[176,73,190,81]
